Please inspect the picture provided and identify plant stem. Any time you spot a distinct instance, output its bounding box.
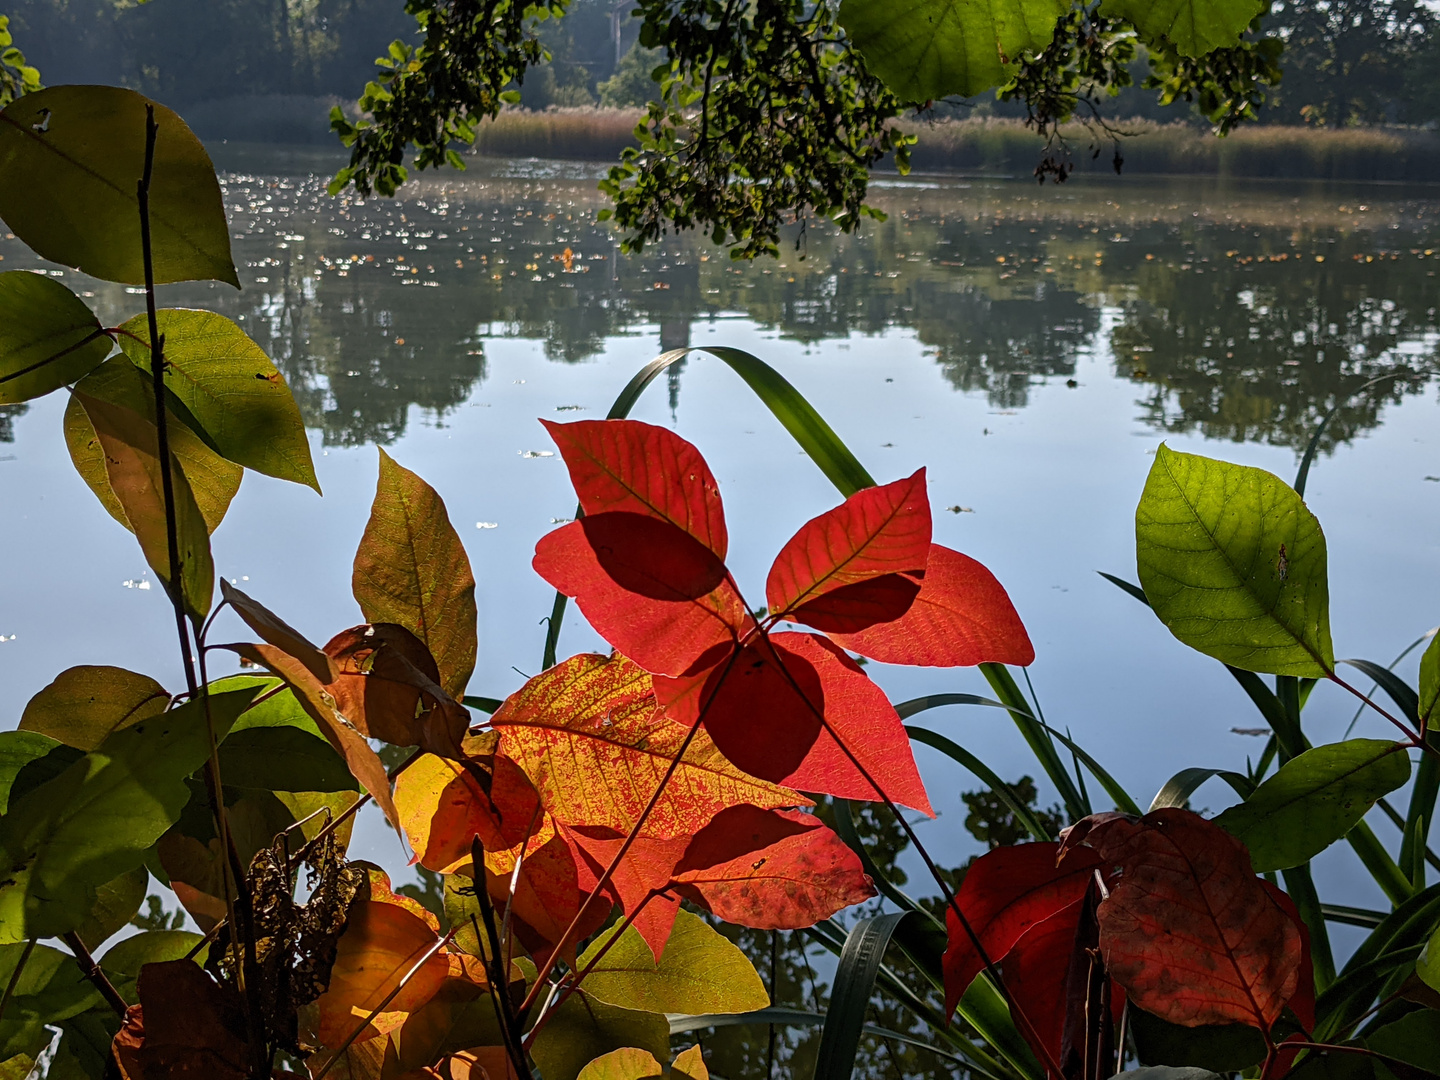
[0,939,35,1025]
[62,932,129,1018]
[472,838,537,1080]
[1330,673,1427,750]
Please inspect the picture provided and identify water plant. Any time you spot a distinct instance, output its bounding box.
[0,84,1438,1080]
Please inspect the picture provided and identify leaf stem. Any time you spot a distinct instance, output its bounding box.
[0,939,35,1025]
[61,931,129,1018]
[1330,673,1427,750]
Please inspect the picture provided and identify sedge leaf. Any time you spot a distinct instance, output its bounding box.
[353,448,476,698]
[1136,445,1334,677]
[116,310,317,491]
[1215,740,1412,871]
[0,271,111,404]
[578,909,770,1016]
[838,0,1068,101]
[0,686,259,942]
[0,86,237,286]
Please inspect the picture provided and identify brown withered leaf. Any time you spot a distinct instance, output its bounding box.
[110,961,251,1080]
[323,624,467,759]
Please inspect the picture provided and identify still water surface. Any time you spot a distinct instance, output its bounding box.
[2,147,1438,922]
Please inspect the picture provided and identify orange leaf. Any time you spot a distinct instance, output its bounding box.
[766,469,930,621]
[395,751,540,874]
[491,653,806,839]
[1059,808,1302,1031]
[542,418,728,558]
[654,632,933,816]
[220,578,335,684]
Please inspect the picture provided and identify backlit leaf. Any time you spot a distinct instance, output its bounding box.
[825,544,1034,666]
[395,749,541,873]
[0,86,237,286]
[1060,808,1301,1030]
[941,840,1102,1019]
[100,929,207,1005]
[0,731,78,813]
[1098,0,1265,56]
[217,641,400,833]
[19,664,167,751]
[1366,1010,1440,1080]
[997,897,1087,1073]
[74,389,214,619]
[578,1048,666,1080]
[767,469,929,622]
[110,960,250,1080]
[491,653,805,839]
[655,631,933,815]
[1214,740,1411,871]
[1420,632,1438,729]
[1415,922,1440,994]
[672,805,876,928]
[0,941,101,1059]
[1136,445,1333,677]
[0,271,111,404]
[533,512,748,678]
[838,0,1068,101]
[219,579,334,684]
[72,865,148,950]
[578,908,770,1015]
[0,686,259,942]
[219,723,358,793]
[543,418,728,557]
[530,994,670,1080]
[66,357,242,535]
[562,824,684,961]
[117,309,318,491]
[354,449,477,699]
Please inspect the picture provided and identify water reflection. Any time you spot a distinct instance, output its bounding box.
[3,151,1435,450]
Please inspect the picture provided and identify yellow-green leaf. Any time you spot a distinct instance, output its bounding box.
[1098,0,1265,57]
[530,995,670,1080]
[72,865,149,951]
[0,271,112,404]
[1420,630,1438,729]
[578,909,770,1016]
[73,389,215,619]
[19,664,168,751]
[0,86,237,286]
[578,1048,666,1080]
[66,357,242,535]
[1136,444,1333,677]
[117,310,318,491]
[353,448,476,698]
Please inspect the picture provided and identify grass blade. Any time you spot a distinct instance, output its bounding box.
[813,913,908,1080]
[905,723,1055,841]
[981,663,1088,820]
[1149,766,1253,812]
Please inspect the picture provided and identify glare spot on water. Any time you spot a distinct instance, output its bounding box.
[122,578,152,590]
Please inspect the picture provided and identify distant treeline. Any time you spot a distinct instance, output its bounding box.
[3,0,1437,143]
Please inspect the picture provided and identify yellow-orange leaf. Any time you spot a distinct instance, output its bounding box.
[490,654,806,839]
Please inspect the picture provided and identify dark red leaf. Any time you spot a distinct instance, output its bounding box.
[654,630,933,816]
[941,841,1102,1019]
[999,900,1084,1077]
[1263,882,1315,1032]
[827,544,1034,667]
[672,806,876,929]
[542,418,728,558]
[788,574,922,634]
[766,469,930,622]
[1059,808,1302,1031]
[110,961,251,1080]
[532,512,748,677]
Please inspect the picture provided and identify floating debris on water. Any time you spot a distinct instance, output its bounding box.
[519,450,554,458]
[945,505,974,514]
[476,521,499,529]
[555,404,585,411]
[122,577,152,590]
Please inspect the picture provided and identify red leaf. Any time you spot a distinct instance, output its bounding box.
[481,828,597,967]
[1059,808,1302,1031]
[532,512,748,677]
[562,823,687,961]
[941,841,1102,1019]
[1263,883,1316,1032]
[654,630,933,816]
[766,469,930,622]
[999,899,1085,1077]
[672,806,876,928]
[827,544,1034,667]
[787,574,922,635]
[542,418,728,558]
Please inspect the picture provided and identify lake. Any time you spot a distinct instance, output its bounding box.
[1,147,1437,930]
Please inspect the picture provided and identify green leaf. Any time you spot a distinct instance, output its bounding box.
[219,725,358,793]
[1421,632,1439,729]
[530,995,670,1080]
[838,0,1068,101]
[45,1011,117,1080]
[19,664,168,751]
[0,271,111,404]
[0,942,101,1058]
[116,310,317,491]
[578,910,769,1016]
[1136,445,1334,677]
[353,448,476,698]
[65,358,242,535]
[1366,1009,1440,1080]
[0,685,259,942]
[99,929,205,1005]
[1416,921,1440,993]
[1097,0,1264,57]
[1128,1006,1266,1073]
[0,86,237,286]
[1214,740,1411,871]
[0,730,79,813]
[72,865,149,950]
[72,389,215,619]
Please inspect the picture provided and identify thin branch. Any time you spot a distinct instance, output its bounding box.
[0,939,35,1024]
[62,932,129,1018]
